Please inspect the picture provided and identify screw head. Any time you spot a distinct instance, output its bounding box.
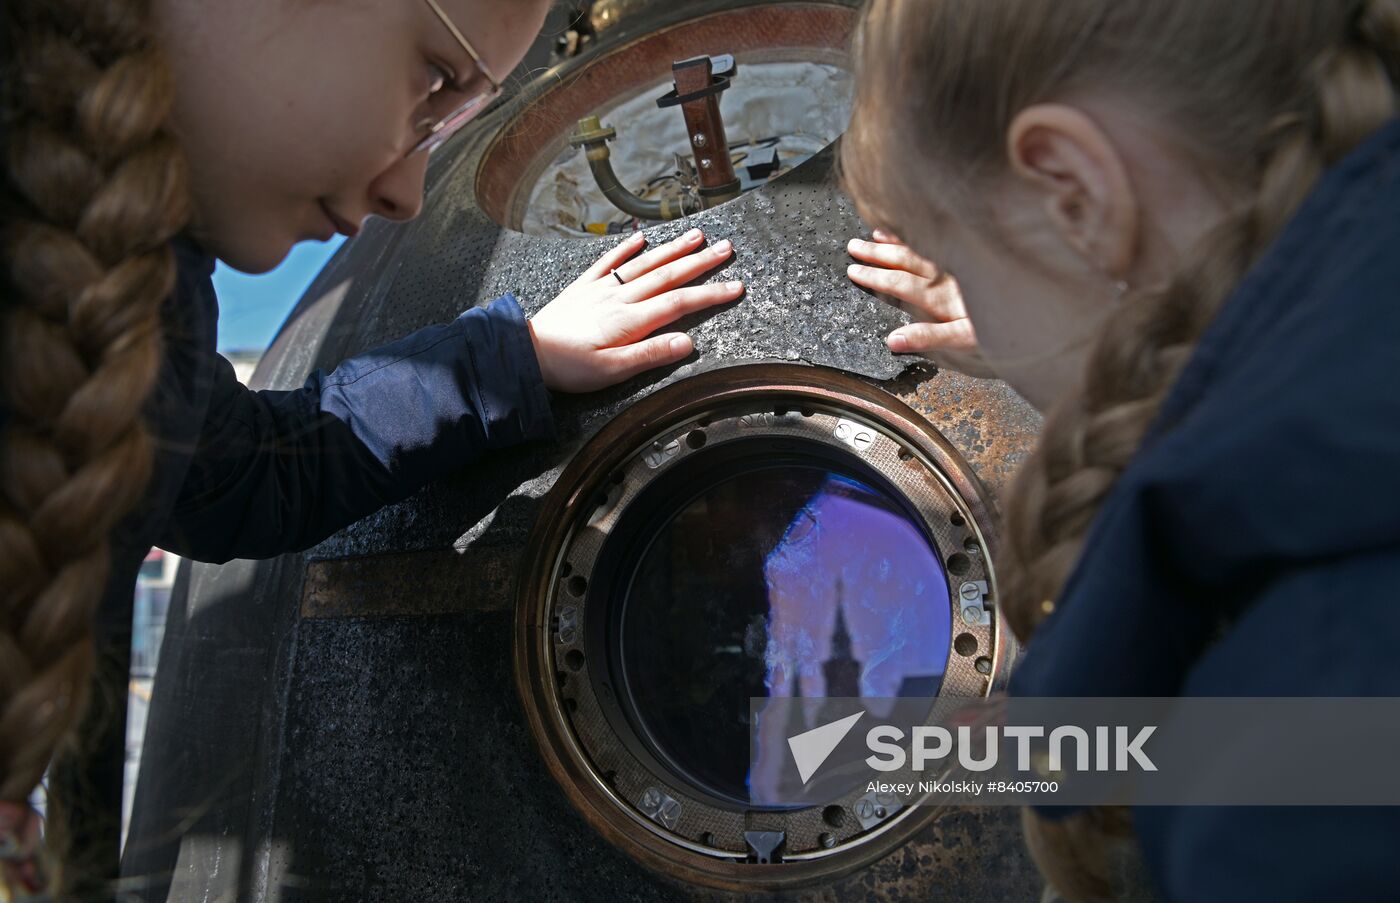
[692,132,708,147]
[962,606,981,625]
[644,438,681,468]
[960,582,981,601]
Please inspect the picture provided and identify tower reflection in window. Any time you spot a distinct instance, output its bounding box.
[620,466,951,807]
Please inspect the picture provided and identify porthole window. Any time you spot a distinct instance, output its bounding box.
[517,365,1009,888]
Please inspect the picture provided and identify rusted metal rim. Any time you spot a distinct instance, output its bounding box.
[515,365,1014,891]
[476,2,858,230]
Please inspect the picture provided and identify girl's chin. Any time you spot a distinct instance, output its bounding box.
[207,234,296,275]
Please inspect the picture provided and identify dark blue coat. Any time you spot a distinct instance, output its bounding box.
[2,235,555,696]
[145,241,554,566]
[1009,118,1400,900]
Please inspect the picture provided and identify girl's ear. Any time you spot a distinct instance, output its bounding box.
[1005,103,1139,279]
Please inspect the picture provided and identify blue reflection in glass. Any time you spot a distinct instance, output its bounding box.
[619,463,951,806]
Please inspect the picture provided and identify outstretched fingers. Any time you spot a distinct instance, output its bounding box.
[624,280,746,339]
[611,228,707,284]
[888,318,978,353]
[847,262,930,303]
[578,231,648,284]
[601,333,696,383]
[621,239,734,302]
[847,236,942,279]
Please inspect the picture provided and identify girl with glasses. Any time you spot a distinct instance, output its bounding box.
[0,1,744,896]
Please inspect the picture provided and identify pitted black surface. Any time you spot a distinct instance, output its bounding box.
[295,145,929,563]
[272,614,1042,903]
[275,614,689,902]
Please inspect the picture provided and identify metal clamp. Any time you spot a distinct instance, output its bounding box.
[958,580,993,628]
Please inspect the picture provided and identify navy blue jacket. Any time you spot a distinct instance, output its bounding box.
[1,237,556,648]
[147,240,554,564]
[1009,119,1400,900]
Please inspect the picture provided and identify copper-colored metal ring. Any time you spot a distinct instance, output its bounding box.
[515,364,1012,892]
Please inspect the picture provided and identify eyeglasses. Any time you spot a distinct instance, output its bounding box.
[410,0,504,157]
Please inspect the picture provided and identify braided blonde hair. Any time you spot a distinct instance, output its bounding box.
[842,0,1399,899]
[2,0,189,893]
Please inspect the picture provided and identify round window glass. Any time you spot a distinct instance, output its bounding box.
[617,463,952,805]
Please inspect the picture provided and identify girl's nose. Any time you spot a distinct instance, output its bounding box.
[368,151,429,223]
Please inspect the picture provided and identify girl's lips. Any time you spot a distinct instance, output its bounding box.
[319,202,361,239]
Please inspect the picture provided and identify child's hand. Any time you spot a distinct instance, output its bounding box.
[846,231,994,377]
[529,228,743,392]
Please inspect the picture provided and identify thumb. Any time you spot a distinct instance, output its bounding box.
[604,333,694,382]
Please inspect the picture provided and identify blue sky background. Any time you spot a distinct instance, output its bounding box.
[214,236,347,352]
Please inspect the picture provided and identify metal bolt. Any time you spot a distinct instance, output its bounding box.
[975,657,993,675]
[960,582,981,601]
[700,158,713,169]
[644,438,681,469]
[855,799,875,820]
[834,422,852,440]
[819,832,836,849]
[962,606,981,626]
[692,132,708,147]
[875,806,887,819]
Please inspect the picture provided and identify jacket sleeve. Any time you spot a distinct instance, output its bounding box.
[157,294,555,563]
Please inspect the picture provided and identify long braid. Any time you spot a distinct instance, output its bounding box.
[844,0,1400,898]
[1012,2,1400,899]
[1,0,188,894]
[1004,0,1400,642]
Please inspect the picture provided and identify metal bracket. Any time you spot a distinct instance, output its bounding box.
[853,790,904,830]
[958,580,993,628]
[639,786,682,831]
[655,54,737,107]
[555,604,579,645]
[834,418,876,453]
[744,830,785,864]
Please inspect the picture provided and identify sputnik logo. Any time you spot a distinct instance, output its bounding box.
[788,712,864,784]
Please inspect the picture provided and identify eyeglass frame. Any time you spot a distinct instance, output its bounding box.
[410,0,504,157]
